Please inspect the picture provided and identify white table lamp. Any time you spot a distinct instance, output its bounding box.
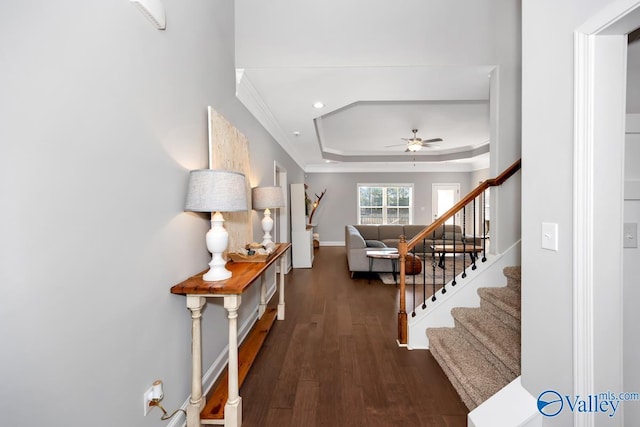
[251,186,285,247]
[185,170,247,281]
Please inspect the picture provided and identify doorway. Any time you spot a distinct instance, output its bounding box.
[574,5,640,426]
[274,162,289,271]
[432,183,460,224]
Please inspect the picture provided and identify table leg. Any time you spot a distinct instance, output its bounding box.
[186,296,206,427]
[277,256,286,320]
[258,271,267,319]
[438,253,446,269]
[224,295,242,427]
[392,258,397,284]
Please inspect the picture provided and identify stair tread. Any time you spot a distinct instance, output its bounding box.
[427,327,511,408]
[451,307,521,373]
[478,286,521,321]
[503,266,521,290]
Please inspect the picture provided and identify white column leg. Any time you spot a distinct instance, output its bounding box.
[224,295,242,427]
[258,272,267,319]
[186,296,206,427]
[277,255,286,320]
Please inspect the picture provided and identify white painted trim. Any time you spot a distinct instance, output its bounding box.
[578,0,640,34]
[319,241,344,246]
[236,72,305,170]
[572,2,638,424]
[573,30,596,427]
[468,377,541,427]
[303,156,490,174]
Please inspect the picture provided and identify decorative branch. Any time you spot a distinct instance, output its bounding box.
[308,189,326,225]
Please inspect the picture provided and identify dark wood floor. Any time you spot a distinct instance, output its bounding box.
[240,246,468,427]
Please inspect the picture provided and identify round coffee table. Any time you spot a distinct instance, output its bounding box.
[366,249,399,283]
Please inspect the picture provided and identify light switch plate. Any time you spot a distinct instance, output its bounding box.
[542,222,558,251]
[624,223,638,248]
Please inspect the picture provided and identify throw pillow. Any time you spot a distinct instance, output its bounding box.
[365,240,387,248]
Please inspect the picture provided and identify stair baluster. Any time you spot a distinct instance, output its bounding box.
[452,213,457,286]
[472,197,477,270]
[419,244,427,310]
[431,230,437,302]
[482,190,487,262]
[411,246,417,317]
[462,206,467,279]
[396,159,521,345]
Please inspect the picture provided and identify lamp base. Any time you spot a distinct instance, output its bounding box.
[261,208,275,247]
[203,212,232,282]
[203,265,232,282]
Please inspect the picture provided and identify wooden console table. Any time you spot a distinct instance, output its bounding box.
[171,243,291,427]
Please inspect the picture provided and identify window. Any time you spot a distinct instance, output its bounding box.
[358,184,413,224]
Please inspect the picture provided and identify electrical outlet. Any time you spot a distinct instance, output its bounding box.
[143,386,154,416]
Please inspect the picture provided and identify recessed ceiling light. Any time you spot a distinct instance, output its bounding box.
[292,131,300,136]
[312,102,324,109]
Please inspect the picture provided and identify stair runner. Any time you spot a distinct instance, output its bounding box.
[427,266,521,410]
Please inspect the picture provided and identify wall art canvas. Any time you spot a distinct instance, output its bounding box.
[207,106,253,253]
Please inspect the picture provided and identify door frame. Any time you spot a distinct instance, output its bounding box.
[274,161,290,271]
[573,2,640,425]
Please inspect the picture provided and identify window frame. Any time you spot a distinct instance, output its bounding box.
[357,183,414,225]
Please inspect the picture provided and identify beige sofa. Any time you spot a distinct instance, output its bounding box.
[345,224,465,276]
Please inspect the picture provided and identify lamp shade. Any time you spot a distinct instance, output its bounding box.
[185,169,247,212]
[251,186,285,210]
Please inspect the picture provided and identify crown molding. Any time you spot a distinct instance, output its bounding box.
[235,70,306,170]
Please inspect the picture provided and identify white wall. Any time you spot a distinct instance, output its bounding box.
[488,0,522,255]
[522,1,627,425]
[0,1,302,426]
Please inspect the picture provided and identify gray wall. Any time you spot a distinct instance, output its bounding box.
[628,40,640,114]
[522,1,624,425]
[0,1,302,426]
[304,171,486,243]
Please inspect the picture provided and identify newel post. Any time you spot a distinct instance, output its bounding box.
[398,235,407,345]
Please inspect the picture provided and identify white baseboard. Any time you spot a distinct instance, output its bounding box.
[319,240,344,246]
[468,377,542,427]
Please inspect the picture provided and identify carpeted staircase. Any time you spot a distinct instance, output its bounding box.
[426,266,521,410]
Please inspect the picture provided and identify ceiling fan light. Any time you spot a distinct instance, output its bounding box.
[407,143,422,152]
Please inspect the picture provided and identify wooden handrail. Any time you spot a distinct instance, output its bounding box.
[405,159,521,251]
[397,158,521,345]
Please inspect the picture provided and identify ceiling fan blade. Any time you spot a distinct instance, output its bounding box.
[422,138,443,143]
[385,143,409,147]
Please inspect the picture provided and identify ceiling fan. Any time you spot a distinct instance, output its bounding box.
[387,129,443,152]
